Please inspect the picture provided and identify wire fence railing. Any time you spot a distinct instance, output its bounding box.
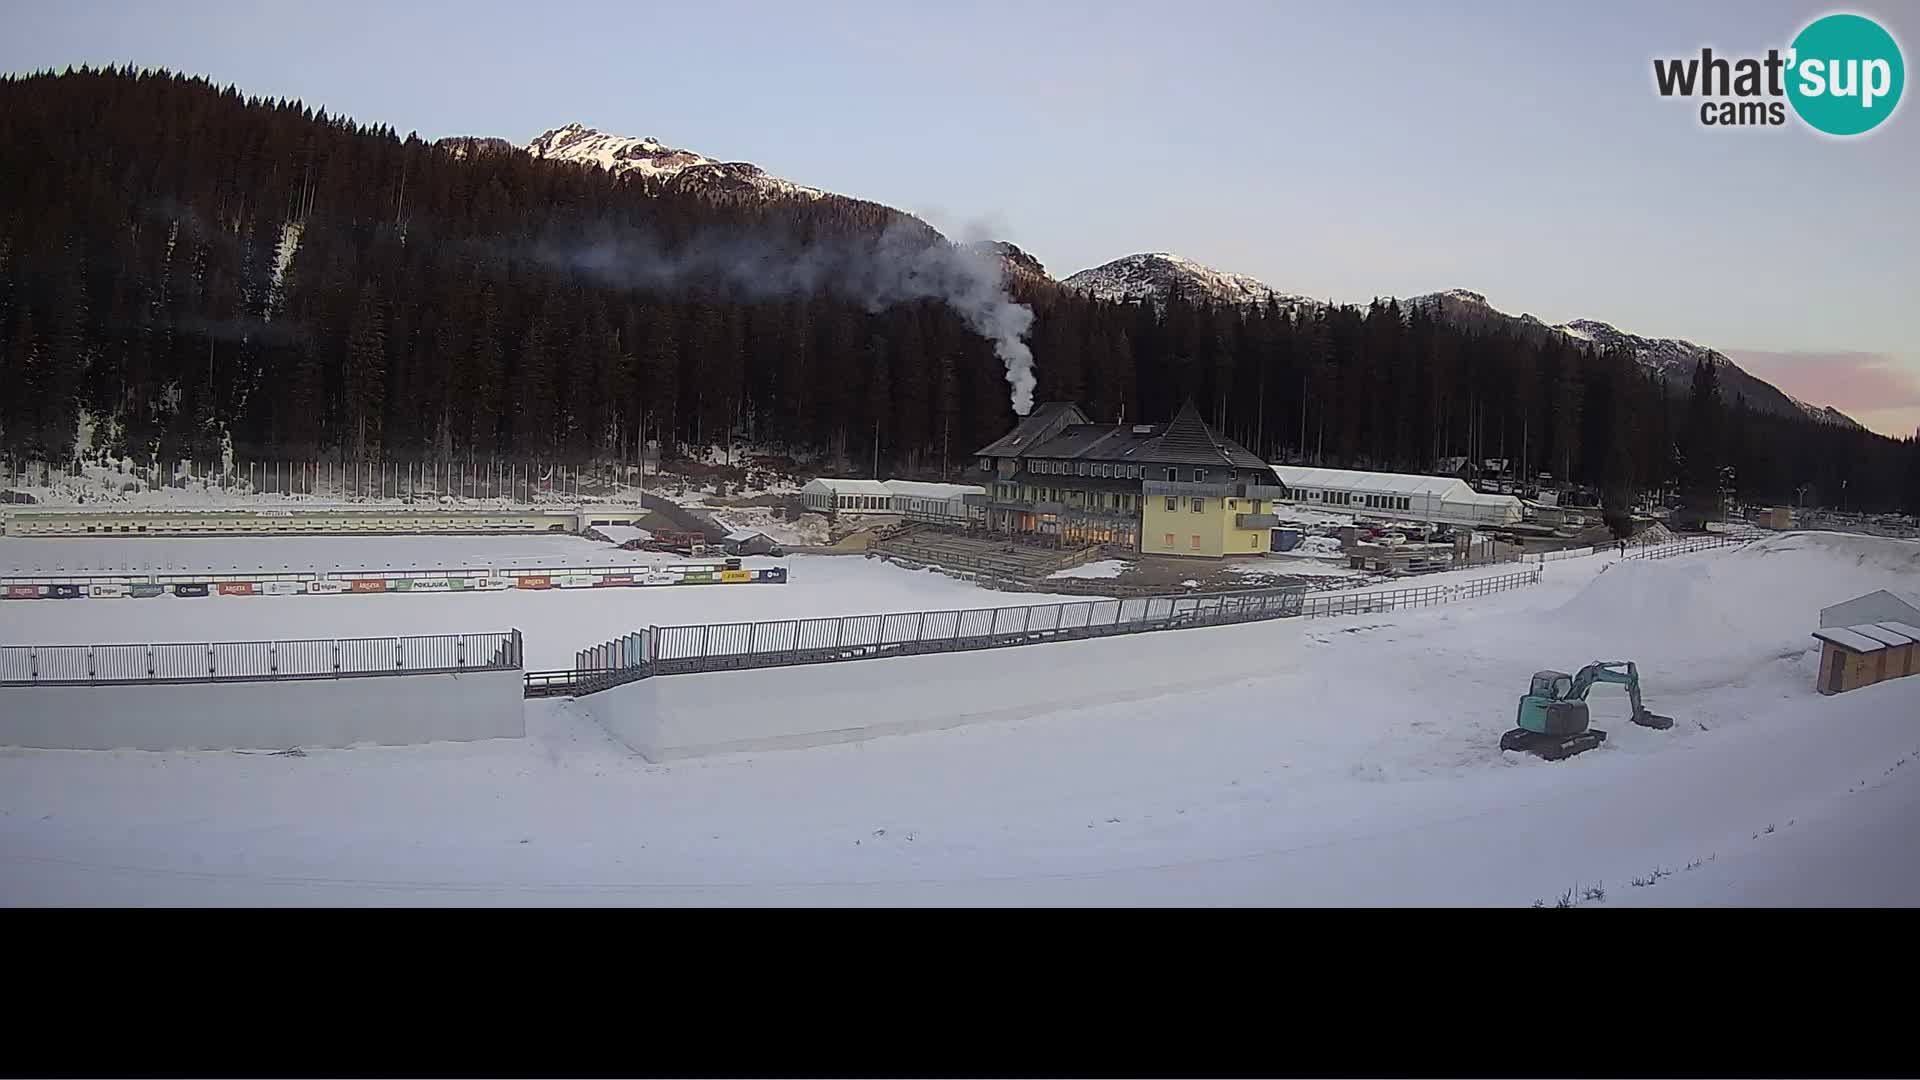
[535,566,1549,697]
[1,630,523,686]
[1621,534,1754,561]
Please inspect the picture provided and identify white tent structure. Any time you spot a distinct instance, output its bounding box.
[801,478,894,514]
[881,480,983,522]
[1273,466,1524,527]
[800,478,984,519]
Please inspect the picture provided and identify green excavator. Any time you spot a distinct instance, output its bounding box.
[1500,661,1675,761]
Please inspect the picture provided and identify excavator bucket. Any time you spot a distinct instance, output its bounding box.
[1631,709,1675,730]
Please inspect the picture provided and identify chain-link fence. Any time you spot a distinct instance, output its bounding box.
[1,630,522,685]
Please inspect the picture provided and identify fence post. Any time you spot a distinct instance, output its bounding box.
[270,641,278,674]
[457,636,466,668]
[147,645,155,678]
[87,646,95,682]
[333,640,341,675]
[207,644,215,677]
[395,638,404,669]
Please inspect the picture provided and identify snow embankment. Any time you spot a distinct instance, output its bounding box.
[1048,559,1130,580]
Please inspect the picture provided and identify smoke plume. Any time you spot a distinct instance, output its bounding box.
[539,220,1037,416]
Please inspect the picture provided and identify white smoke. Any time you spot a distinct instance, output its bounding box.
[540,220,1037,416]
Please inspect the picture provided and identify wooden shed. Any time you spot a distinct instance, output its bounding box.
[1812,622,1919,695]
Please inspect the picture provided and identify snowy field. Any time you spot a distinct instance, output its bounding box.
[2,531,1917,905]
[0,546,1095,669]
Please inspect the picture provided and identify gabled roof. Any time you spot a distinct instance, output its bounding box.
[1819,589,1920,627]
[882,480,984,499]
[1273,465,1473,499]
[983,400,1268,472]
[975,402,1090,458]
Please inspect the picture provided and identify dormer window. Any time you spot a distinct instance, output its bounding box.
[1193,469,1206,483]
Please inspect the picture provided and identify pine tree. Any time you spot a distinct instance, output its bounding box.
[343,288,386,458]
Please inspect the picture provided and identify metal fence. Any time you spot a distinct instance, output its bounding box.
[536,566,1549,696]
[1,630,523,686]
[1297,567,1541,617]
[1621,534,1753,561]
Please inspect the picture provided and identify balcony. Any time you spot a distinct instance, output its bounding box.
[1235,513,1281,530]
[1143,480,1287,501]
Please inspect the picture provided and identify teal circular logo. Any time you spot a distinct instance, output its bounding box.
[1786,13,1904,135]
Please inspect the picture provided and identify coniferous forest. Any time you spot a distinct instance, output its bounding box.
[3,67,1916,512]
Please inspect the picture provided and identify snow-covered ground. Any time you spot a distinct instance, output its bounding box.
[0,549,1094,670]
[2,532,1916,905]
[1226,556,1367,581]
[1048,559,1131,580]
[704,506,829,547]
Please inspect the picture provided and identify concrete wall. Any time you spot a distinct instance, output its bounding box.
[584,618,1300,761]
[0,668,524,750]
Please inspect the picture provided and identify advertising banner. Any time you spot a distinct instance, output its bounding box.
[263,581,304,596]
[173,583,210,597]
[49,584,85,598]
[129,583,166,598]
[557,574,595,588]
[216,581,257,596]
[87,583,130,598]
[720,569,752,583]
[307,580,348,594]
[595,574,635,587]
[349,579,388,593]
[517,575,552,590]
[4,585,41,599]
[407,578,453,592]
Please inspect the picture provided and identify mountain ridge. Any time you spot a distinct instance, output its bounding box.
[1058,252,1860,429]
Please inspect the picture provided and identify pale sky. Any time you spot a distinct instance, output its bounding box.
[8,0,1917,436]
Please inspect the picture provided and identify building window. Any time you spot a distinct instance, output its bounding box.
[1193,469,1206,483]
[1164,533,1175,548]
[1163,496,1175,511]
[1190,534,1201,550]
[1166,467,1177,482]
[1191,497,1204,513]
[1251,535,1259,549]
[1228,499,1237,510]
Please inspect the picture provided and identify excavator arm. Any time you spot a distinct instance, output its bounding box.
[1568,662,1672,729]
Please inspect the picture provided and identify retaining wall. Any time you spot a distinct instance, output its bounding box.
[582,617,1300,761]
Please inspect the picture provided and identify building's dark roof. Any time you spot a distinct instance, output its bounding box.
[975,402,1089,458]
[988,400,1268,472]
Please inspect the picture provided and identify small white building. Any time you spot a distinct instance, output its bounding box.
[1272,465,1525,527]
[1819,589,1920,629]
[800,478,984,520]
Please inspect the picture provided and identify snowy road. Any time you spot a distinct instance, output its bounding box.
[3,532,1916,905]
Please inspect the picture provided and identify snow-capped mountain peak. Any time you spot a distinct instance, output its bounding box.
[1406,292,1861,430]
[1062,252,1316,311]
[525,122,823,198]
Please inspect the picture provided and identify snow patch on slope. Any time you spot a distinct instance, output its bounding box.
[1063,252,1318,311]
[527,122,824,198]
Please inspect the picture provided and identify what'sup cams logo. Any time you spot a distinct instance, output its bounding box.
[1654,12,1904,135]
